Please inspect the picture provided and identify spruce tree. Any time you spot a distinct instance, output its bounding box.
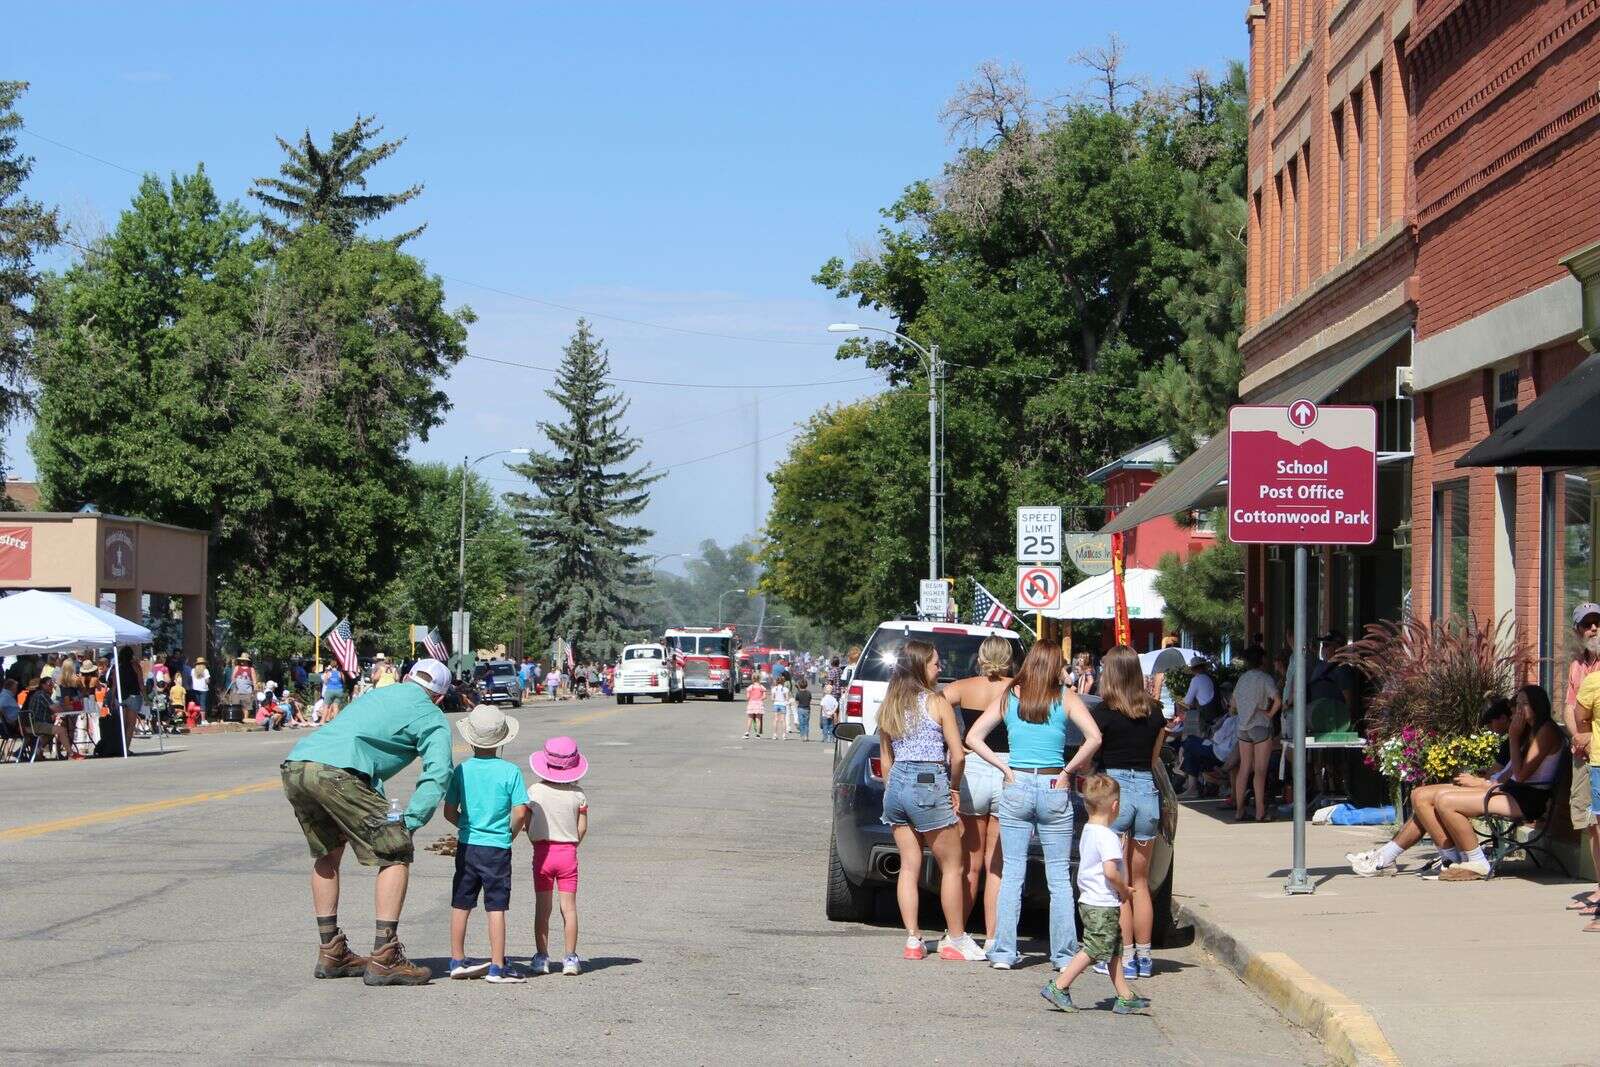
[250,114,423,245]
[508,320,659,662]
[0,81,59,480]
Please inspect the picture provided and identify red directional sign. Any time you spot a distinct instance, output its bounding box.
[1227,401,1376,545]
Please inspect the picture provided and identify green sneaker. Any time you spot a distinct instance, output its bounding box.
[1112,994,1151,1015]
[1040,980,1078,1012]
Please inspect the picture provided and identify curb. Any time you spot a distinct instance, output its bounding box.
[1178,902,1403,1067]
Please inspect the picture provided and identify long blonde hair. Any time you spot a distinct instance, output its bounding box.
[977,636,1015,681]
[877,639,936,739]
[1099,645,1157,719]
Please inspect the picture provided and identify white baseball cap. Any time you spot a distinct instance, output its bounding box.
[406,658,451,696]
[1575,602,1600,629]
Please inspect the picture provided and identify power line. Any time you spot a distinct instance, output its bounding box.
[653,422,806,473]
[464,351,876,392]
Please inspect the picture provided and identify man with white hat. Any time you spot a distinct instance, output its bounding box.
[1564,602,1600,920]
[280,657,454,986]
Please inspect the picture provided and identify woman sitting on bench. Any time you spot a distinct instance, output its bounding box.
[1348,686,1562,881]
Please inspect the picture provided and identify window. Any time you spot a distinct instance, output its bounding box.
[1283,0,1294,75]
[1334,104,1348,258]
[1301,145,1312,283]
[1276,172,1287,306]
[1432,481,1470,619]
[1253,190,1264,316]
[1353,87,1367,246]
[1373,71,1385,228]
[1542,469,1599,703]
[1288,159,1300,296]
[1493,367,1520,428]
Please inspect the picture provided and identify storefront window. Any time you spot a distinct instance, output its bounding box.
[1543,468,1599,706]
[1432,481,1470,620]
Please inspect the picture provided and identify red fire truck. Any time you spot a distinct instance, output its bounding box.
[663,626,740,701]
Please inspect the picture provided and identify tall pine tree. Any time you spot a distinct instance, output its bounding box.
[508,320,658,662]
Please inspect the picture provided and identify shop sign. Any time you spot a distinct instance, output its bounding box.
[104,527,136,582]
[0,527,32,580]
[1064,533,1113,576]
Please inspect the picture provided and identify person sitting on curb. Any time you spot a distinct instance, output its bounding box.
[280,657,455,986]
[1348,686,1562,880]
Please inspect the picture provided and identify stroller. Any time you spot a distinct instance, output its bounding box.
[572,675,591,700]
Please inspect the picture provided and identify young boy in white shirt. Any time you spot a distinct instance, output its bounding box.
[1040,774,1150,1015]
[819,685,839,741]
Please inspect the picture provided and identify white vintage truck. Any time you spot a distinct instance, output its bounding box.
[613,643,685,704]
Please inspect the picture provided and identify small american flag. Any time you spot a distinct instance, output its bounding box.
[669,645,686,670]
[423,627,448,660]
[565,639,575,670]
[328,617,359,674]
[971,582,1017,629]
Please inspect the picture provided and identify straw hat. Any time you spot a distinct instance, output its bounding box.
[529,736,588,783]
[195,657,207,666]
[374,652,387,662]
[457,705,519,749]
[237,653,252,663]
[80,662,99,676]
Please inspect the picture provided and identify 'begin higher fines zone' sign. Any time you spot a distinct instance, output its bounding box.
[1227,401,1376,546]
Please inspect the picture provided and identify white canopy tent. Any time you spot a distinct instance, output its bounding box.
[1040,567,1166,622]
[0,590,154,759]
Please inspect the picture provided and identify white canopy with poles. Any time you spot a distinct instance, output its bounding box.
[0,590,154,759]
[1040,567,1166,621]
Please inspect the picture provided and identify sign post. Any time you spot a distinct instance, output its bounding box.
[1228,400,1376,896]
[298,599,334,672]
[918,579,950,621]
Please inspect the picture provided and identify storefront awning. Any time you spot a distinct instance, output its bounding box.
[1457,353,1600,468]
[1101,321,1411,535]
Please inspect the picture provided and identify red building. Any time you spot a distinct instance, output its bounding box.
[1089,439,1218,571]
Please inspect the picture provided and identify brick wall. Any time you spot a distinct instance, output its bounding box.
[1411,0,1600,337]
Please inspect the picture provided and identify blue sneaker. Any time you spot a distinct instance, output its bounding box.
[530,952,551,974]
[448,958,489,979]
[1039,980,1078,1012]
[1122,958,1139,981]
[1091,960,1109,976]
[485,963,525,984]
[1137,954,1153,979]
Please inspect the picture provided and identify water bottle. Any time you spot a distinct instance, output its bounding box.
[386,798,403,824]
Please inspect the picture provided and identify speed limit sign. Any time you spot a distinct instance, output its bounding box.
[1016,506,1062,562]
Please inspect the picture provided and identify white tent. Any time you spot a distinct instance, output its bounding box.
[1041,567,1166,621]
[0,590,153,758]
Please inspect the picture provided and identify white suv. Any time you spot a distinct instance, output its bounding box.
[841,620,1024,734]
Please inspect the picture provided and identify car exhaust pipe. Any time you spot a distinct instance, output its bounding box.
[879,853,901,877]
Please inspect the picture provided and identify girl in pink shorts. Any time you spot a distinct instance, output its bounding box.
[527,736,589,975]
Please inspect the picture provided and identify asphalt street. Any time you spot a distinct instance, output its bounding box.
[0,694,1326,1065]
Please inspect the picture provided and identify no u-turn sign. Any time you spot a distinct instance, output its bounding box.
[1016,564,1062,612]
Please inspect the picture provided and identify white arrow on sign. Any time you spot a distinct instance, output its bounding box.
[1016,564,1062,612]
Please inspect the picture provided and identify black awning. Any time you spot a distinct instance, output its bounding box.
[1457,354,1600,468]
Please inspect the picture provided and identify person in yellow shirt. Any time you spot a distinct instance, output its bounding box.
[372,654,399,688]
[1572,671,1600,928]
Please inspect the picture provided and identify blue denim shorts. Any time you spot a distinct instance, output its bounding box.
[882,761,957,833]
[1107,768,1160,842]
[959,754,1007,817]
[1589,765,1600,816]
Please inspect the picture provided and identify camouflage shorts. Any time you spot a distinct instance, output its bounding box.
[280,760,414,868]
[1078,903,1123,963]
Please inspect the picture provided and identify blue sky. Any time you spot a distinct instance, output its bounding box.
[8,2,1243,567]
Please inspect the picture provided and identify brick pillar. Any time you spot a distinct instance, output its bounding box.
[1411,391,1433,623]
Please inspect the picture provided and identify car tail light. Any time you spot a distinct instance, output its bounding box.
[845,683,864,719]
[868,756,884,781]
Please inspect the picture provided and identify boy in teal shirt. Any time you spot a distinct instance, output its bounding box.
[444,706,528,983]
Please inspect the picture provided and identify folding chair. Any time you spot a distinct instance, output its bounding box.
[1478,749,1572,877]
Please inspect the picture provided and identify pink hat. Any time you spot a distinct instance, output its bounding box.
[529,736,588,783]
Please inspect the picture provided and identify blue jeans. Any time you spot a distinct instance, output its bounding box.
[821,718,835,741]
[988,772,1077,968]
[796,708,810,738]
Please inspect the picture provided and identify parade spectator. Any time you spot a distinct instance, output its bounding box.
[1039,774,1149,1015]
[280,657,454,986]
[743,676,766,739]
[226,654,256,722]
[1173,656,1217,740]
[1146,635,1178,721]
[819,684,838,741]
[876,639,983,962]
[321,662,345,705]
[1350,685,1563,880]
[169,672,187,727]
[191,657,211,724]
[1089,645,1166,980]
[1307,631,1358,714]
[1563,602,1600,916]
[793,675,812,740]
[1230,648,1282,823]
[257,683,286,731]
[943,635,1017,953]
[25,676,56,758]
[967,640,1101,970]
[0,678,20,761]
[1067,651,1096,695]
[372,654,398,688]
[527,736,591,976]
[771,676,791,740]
[1179,711,1238,798]
[445,706,528,983]
[1574,667,1600,926]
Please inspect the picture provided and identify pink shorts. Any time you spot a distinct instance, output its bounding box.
[532,840,579,893]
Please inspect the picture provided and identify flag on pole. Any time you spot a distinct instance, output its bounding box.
[565,638,576,671]
[423,627,448,660]
[970,581,1017,629]
[328,617,359,674]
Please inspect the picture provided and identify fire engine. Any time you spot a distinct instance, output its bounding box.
[662,625,740,701]
[740,645,793,685]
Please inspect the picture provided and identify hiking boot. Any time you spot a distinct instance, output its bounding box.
[363,939,432,986]
[313,932,368,979]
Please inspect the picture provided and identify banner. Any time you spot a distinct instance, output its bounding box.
[0,526,32,581]
[1111,531,1131,647]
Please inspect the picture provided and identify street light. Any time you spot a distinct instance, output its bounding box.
[718,588,748,627]
[459,448,532,647]
[828,322,940,580]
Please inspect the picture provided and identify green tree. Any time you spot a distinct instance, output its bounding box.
[1152,531,1244,648]
[507,321,659,663]
[31,169,471,657]
[0,81,60,481]
[250,114,423,245]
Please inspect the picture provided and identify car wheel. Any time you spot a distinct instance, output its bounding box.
[825,827,875,923]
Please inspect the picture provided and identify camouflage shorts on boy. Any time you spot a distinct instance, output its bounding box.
[281,760,413,867]
[1078,902,1123,963]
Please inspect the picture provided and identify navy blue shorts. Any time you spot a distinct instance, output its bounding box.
[451,843,512,912]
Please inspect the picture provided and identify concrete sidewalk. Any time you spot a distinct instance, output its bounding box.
[1173,797,1594,1066]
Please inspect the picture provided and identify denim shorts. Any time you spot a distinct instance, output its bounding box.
[1589,765,1600,816]
[959,754,1007,817]
[881,760,957,833]
[1107,768,1160,842]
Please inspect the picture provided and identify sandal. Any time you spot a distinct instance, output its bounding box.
[1584,917,1600,934]
[1567,892,1600,911]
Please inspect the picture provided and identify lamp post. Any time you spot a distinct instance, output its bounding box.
[459,448,531,642]
[829,323,940,580]
[718,588,748,627]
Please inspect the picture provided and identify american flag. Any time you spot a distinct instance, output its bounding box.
[328,617,359,674]
[565,639,575,670]
[971,582,1017,629]
[669,645,686,670]
[423,627,448,660]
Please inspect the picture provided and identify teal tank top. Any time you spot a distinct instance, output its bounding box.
[1003,692,1069,768]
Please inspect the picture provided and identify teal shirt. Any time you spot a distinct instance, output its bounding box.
[445,755,526,849]
[1003,692,1069,769]
[288,681,453,832]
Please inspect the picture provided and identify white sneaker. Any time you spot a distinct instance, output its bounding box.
[562,954,582,975]
[1346,849,1394,877]
[937,933,987,961]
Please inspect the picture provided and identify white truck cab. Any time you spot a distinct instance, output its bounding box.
[614,643,683,704]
